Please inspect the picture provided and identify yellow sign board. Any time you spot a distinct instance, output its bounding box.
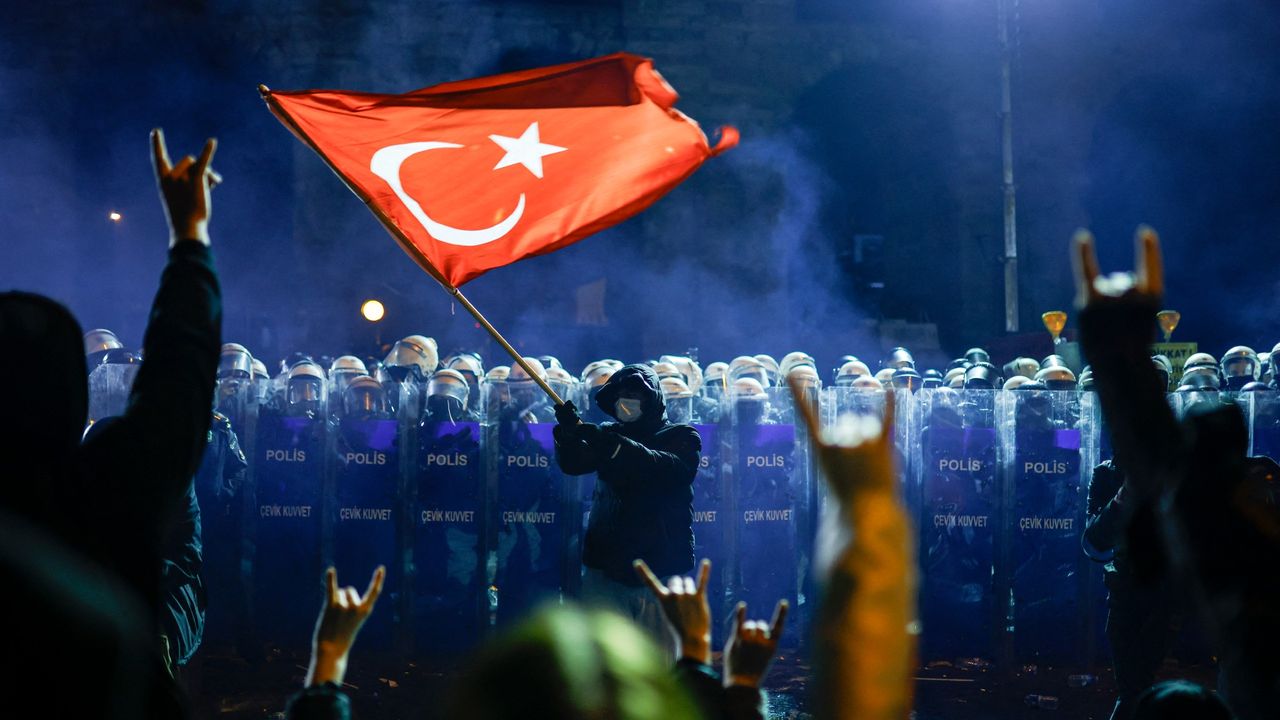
[1151,342,1198,381]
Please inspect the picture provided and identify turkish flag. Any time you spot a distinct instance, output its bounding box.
[262,53,737,287]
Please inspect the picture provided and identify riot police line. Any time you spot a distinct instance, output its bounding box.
[82,337,1280,666]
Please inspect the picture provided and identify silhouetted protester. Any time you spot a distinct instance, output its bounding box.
[1131,680,1233,720]
[0,129,221,716]
[636,558,786,720]
[1085,457,1181,720]
[1073,227,1280,720]
[553,364,702,649]
[2,506,156,720]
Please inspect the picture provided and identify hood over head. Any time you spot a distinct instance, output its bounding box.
[0,292,87,518]
[595,364,666,431]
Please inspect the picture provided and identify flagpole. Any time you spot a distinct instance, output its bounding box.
[447,285,564,406]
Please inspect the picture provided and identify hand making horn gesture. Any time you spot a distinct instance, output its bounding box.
[305,566,386,687]
[1071,225,1164,310]
[634,557,713,664]
[151,128,221,246]
[788,373,898,503]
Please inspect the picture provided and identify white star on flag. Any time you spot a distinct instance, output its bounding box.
[489,122,567,179]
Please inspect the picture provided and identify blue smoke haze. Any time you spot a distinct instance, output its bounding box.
[2,0,1277,376]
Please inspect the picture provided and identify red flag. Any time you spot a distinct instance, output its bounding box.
[262,53,737,287]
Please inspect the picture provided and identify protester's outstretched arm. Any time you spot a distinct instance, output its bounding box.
[287,566,383,719]
[84,130,223,515]
[1073,228,1182,500]
[791,379,916,720]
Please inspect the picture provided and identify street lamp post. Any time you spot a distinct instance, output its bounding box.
[998,0,1019,333]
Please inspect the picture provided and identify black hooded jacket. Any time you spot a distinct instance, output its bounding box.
[0,242,220,715]
[554,364,701,584]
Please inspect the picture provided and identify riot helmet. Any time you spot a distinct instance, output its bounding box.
[703,361,729,402]
[537,355,563,371]
[279,351,313,376]
[1041,354,1068,370]
[921,369,945,389]
[964,362,998,390]
[1221,346,1260,391]
[217,342,254,410]
[343,375,387,419]
[384,334,438,383]
[851,375,885,393]
[1152,355,1174,392]
[660,355,704,395]
[944,367,967,388]
[787,364,822,391]
[1003,375,1033,391]
[778,351,817,380]
[891,367,922,392]
[1004,357,1040,380]
[1241,381,1270,393]
[508,357,548,413]
[874,367,895,390]
[84,328,124,371]
[426,368,470,421]
[964,347,990,365]
[1034,365,1077,391]
[546,366,577,404]
[1259,352,1272,386]
[728,356,770,388]
[659,376,695,425]
[651,361,682,381]
[731,377,770,425]
[834,360,872,387]
[1180,366,1221,391]
[445,353,485,408]
[753,355,780,386]
[251,358,271,404]
[884,347,915,371]
[286,360,327,417]
[947,358,971,372]
[329,355,368,398]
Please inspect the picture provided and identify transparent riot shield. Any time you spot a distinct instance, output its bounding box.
[200,378,254,653]
[489,400,576,625]
[86,363,140,425]
[331,409,401,650]
[691,414,730,644]
[917,388,1000,663]
[1001,389,1087,667]
[413,416,484,656]
[1077,389,1110,667]
[1248,390,1280,461]
[251,409,327,648]
[727,387,804,646]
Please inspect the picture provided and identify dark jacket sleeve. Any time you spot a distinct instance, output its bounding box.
[673,658,765,720]
[78,242,220,603]
[596,425,701,490]
[285,684,351,720]
[1083,463,1128,558]
[1078,301,1183,499]
[554,423,600,476]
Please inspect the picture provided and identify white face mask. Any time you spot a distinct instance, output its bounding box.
[615,397,644,422]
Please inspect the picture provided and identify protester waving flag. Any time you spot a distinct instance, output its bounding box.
[261,53,737,288]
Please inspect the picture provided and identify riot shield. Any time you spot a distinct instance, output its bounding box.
[491,411,575,625]
[727,387,802,645]
[86,363,139,425]
[252,411,327,648]
[1248,391,1280,461]
[332,414,400,649]
[691,418,730,643]
[1002,389,1086,666]
[917,388,1000,663]
[414,419,484,656]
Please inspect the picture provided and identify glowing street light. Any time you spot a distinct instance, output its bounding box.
[108,211,122,222]
[361,299,385,322]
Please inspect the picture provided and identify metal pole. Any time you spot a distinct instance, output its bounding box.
[998,0,1019,333]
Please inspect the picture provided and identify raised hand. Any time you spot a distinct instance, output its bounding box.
[634,558,712,664]
[1071,226,1163,310]
[788,375,897,503]
[554,400,581,426]
[306,566,385,687]
[724,599,788,688]
[151,128,220,246]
